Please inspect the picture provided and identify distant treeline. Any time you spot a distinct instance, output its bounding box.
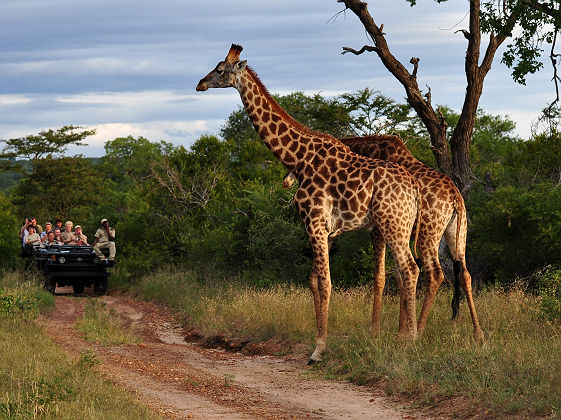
[0,90,560,290]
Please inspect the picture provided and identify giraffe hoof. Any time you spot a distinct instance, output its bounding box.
[474,329,485,343]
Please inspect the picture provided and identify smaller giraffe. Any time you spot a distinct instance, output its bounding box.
[284,135,483,341]
[197,45,422,363]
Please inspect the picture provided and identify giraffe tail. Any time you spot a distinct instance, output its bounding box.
[412,182,422,259]
[451,194,463,320]
[452,260,462,320]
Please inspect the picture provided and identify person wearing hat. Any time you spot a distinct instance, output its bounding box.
[93,218,115,262]
[72,225,88,246]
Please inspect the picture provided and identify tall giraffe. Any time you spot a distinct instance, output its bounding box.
[197,44,422,363]
[284,135,484,341]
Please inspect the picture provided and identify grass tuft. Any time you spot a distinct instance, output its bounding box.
[76,299,140,345]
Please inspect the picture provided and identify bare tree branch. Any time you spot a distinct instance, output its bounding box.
[545,29,561,116]
[410,57,420,78]
[150,159,222,212]
[341,45,379,55]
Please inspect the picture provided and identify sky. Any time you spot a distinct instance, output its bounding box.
[0,0,555,157]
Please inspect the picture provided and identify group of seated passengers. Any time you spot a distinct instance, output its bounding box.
[20,217,116,263]
[21,218,88,251]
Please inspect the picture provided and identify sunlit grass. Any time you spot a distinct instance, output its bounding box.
[137,267,561,418]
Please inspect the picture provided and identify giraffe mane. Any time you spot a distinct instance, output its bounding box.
[245,66,341,144]
[341,134,406,147]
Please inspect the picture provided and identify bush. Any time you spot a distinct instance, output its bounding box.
[0,272,54,318]
[0,193,20,270]
[535,266,561,321]
[470,184,561,284]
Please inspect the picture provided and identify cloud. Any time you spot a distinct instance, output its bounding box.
[0,95,33,105]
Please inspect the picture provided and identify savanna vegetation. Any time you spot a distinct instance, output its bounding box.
[1,89,561,417]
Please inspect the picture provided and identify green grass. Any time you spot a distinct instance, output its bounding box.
[0,271,160,420]
[76,299,140,345]
[136,267,561,418]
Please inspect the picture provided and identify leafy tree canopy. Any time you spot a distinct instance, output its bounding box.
[0,126,95,162]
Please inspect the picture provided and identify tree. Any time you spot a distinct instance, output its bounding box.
[0,126,94,166]
[337,0,560,193]
[101,136,173,185]
[13,156,103,223]
[339,88,413,136]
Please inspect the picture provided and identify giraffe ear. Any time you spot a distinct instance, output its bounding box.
[234,60,247,72]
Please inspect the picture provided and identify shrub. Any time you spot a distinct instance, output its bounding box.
[535,266,561,321]
[470,184,561,284]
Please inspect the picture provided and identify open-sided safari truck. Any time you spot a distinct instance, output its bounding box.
[33,244,111,295]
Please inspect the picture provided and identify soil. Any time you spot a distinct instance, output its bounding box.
[37,286,446,420]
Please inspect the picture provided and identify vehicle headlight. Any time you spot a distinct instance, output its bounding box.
[59,256,66,264]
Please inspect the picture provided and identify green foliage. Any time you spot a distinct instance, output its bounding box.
[0,193,20,269]
[277,91,353,137]
[339,88,412,136]
[470,184,561,283]
[2,93,559,289]
[13,156,104,223]
[534,266,561,321]
[0,125,94,164]
[0,273,54,318]
[243,181,310,285]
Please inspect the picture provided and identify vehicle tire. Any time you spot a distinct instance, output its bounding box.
[94,277,108,296]
[73,280,84,294]
[44,277,56,294]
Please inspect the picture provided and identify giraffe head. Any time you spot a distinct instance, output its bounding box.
[196,44,247,91]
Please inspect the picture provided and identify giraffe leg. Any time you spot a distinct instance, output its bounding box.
[416,240,444,334]
[396,271,408,335]
[444,213,484,341]
[308,233,332,364]
[458,259,484,341]
[369,229,386,336]
[390,244,420,341]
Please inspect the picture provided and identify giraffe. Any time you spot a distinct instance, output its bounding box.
[284,135,484,341]
[196,44,422,363]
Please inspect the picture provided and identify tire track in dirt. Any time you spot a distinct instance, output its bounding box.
[39,292,432,419]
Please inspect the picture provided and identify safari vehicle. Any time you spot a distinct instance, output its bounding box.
[33,244,111,295]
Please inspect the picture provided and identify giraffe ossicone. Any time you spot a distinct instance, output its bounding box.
[197,44,423,363]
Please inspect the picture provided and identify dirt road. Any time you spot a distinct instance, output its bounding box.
[38,289,433,419]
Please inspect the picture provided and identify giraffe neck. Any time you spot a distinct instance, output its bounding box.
[234,67,327,172]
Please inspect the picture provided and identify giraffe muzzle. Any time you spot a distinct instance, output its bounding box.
[195,81,208,91]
